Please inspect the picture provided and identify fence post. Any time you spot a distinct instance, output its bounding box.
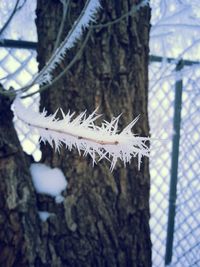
[165,60,184,265]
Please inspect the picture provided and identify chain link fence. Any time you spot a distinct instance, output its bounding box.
[0,45,41,160]
[0,44,199,267]
[149,58,200,267]
[149,60,175,267]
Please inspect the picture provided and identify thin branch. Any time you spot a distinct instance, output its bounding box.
[21,29,92,99]
[10,0,100,94]
[53,0,70,52]
[0,28,92,99]
[91,0,149,29]
[31,0,101,86]
[16,0,27,12]
[0,0,20,36]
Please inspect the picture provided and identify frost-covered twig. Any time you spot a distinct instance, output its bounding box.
[34,0,101,85]
[0,0,99,98]
[22,29,92,99]
[36,0,149,85]
[12,97,150,171]
[0,0,150,98]
[53,0,70,52]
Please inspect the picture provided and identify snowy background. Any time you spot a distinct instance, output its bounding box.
[0,0,200,266]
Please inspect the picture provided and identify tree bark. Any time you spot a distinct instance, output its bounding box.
[0,92,41,267]
[36,0,152,267]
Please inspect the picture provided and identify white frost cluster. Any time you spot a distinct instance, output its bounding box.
[30,163,67,200]
[13,97,150,170]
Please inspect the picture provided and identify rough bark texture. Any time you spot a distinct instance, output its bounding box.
[0,92,41,267]
[36,0,152,267]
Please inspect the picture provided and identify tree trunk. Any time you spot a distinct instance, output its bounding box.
[0,0,151,266]
[0,92,41,267]
[36,0,151,267]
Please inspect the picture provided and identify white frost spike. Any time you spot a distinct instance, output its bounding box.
[36,0,101,85]
[12,97,150,171]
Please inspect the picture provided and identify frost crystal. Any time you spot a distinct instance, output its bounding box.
[13,97,150,171]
